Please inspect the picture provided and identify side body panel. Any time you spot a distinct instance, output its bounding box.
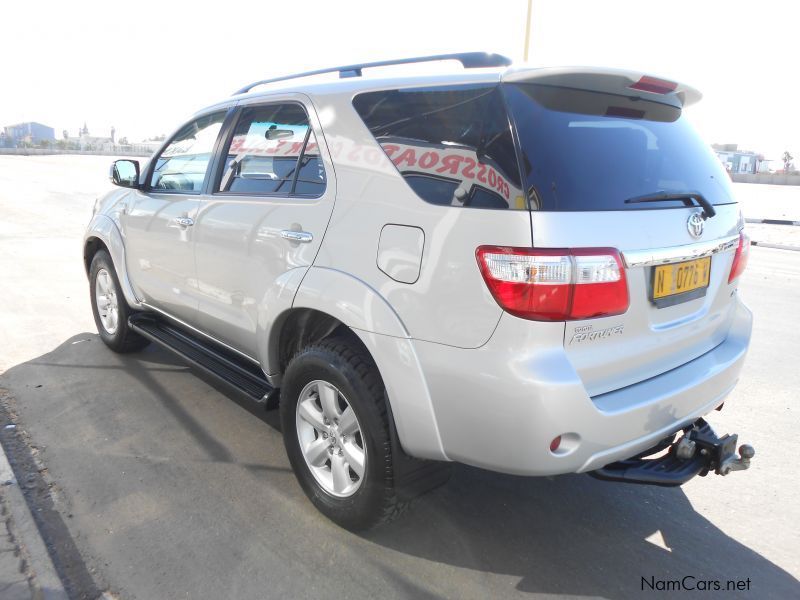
[120,190,201,322]
[113,108,235,324]
[192,93,337,358]
[306,85,532,350]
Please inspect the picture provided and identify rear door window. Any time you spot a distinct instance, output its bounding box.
[353,85,525,209]
[217,103,326,197]
[503,83,735,211]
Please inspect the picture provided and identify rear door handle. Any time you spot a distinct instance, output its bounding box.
[280,230,313,243]
[170,217,195,228]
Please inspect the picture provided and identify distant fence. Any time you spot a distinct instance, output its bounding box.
[732,173,800,186]
[0,148,152,157]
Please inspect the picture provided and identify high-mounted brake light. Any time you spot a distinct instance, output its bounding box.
[629,75,678,95]
[476,246,629,321]
[728,231,750,283]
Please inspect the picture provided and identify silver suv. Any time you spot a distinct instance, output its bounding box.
[84,53,754,529]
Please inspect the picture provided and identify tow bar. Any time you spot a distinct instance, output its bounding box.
[589,419,755,487]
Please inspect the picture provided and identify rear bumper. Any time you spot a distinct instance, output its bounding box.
[412,297,752,476]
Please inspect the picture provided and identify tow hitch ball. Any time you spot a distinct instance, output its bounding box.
[675,420,755,476]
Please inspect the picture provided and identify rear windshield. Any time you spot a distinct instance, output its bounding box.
[504,83,735,211]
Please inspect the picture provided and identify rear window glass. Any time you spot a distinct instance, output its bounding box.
[218,103,326,197]
[353,85,524,209]
[504,83,735,211]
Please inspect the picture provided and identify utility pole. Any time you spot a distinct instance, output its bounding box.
[523,0,533,61]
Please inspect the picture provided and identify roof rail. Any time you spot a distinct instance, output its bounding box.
[233,52,513,95]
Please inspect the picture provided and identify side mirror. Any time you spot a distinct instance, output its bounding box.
[110,159,140,188]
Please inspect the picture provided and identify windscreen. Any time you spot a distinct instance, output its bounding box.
[504,83,735,211]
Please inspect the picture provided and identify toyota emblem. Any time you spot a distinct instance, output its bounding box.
[687,212,705,238]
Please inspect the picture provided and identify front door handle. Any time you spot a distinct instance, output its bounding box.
[170,217,195,228]
[280,230,313,243]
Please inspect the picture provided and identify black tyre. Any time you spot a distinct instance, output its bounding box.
[89,250,149,353]
[280,337,406,530]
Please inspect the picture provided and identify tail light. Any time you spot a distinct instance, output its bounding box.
[728,231,750,283]
[476,246,629,321]
[629,75,678,95]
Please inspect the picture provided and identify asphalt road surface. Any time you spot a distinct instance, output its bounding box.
[1,156,798,599]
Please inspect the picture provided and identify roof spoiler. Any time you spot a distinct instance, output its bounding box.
[234,52,513,95]
[502,66,702,107]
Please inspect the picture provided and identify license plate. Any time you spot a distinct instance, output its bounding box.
[652,257,711,301]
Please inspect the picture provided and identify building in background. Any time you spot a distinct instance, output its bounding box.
[65,122,114,151]
[2,122,56,147]
[712,144,768,174]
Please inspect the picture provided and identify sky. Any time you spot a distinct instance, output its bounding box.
[1,0,795,162]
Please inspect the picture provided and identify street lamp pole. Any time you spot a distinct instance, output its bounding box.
[523,0,533,61]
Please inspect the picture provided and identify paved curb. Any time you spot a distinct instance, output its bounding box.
[0,436,68,600]
[750,240,800,252]
[746,218,800,226]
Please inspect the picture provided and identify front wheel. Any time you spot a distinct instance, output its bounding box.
[89,250,149,353]
[280,337,406,530]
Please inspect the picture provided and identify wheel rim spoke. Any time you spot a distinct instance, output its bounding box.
[318,381,340,421]
[330,454,351,494]
[338,407,358,436]
[304,437,330,467]
[298,398,326,432]
[342,440,365,478]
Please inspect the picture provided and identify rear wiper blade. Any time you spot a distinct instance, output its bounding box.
[624,191,716,220]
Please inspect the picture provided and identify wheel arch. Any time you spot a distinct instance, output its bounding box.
[83,214,142,309]
[83,236,106,276]
[265,267,447,461]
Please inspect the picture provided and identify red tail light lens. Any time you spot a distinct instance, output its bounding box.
[728,231,750,283]
[476,246,629,321]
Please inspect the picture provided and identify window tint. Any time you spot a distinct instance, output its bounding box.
[218,104,326,196]
[150,112,225,192]
[504,83,735,211]
[353,85,524,209]
[404,175,459,206]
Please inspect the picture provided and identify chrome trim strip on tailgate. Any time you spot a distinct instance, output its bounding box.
[622,235,739,268]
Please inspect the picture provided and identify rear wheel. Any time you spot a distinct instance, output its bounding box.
[89,250,149,353]
[280,337,406,530]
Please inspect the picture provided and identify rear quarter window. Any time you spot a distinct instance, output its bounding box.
[353,85,525,209]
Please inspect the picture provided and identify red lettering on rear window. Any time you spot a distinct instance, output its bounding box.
[394,148,417,167]
[436,155,463,175]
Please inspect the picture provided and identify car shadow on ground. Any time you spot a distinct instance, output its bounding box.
[366,466,798,597]
[1,333,797,599]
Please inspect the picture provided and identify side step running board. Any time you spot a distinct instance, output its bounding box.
[128,313,275,404]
